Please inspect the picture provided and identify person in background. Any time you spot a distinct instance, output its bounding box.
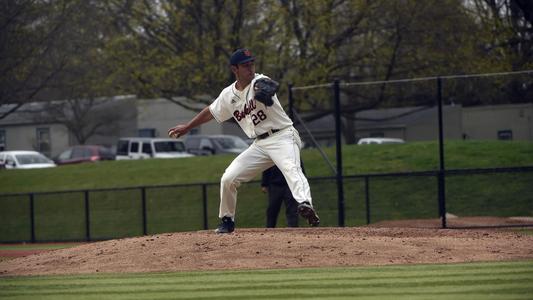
[261,164,303,228]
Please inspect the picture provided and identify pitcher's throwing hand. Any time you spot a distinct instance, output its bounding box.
[167,125,187,138]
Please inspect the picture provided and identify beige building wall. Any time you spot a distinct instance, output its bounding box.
[406,106,463,141]
[84,97,138,148]
[463,104,533,140]
[2,123,69,158]
[355,106,463,142]
[136,98,243,138]
[1,96,139,157]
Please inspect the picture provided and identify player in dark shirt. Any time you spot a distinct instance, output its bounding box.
[261,165,302,228]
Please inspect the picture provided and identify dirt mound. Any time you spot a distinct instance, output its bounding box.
[1,226,532,277]
[370,216,533,228]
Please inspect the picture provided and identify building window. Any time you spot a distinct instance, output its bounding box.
[36,128,51,156]
[497,130,513,140]
[0,129,5,151]
[138,128,156,137]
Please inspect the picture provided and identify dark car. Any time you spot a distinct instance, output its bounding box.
[184,135,249,156]
[55,145,115,165]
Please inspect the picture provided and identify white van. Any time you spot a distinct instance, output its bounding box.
[357,138,405,145]
[115,138,194,160]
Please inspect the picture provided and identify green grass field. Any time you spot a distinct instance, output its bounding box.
[0,243,83,251]
[1,140,532,242]
[1,141,532,298]
[1,140,532,194]
[1,260,532,299]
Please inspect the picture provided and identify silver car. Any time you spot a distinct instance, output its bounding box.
[0,151,57,169]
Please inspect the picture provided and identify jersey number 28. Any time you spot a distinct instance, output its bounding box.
[252,110,267,125]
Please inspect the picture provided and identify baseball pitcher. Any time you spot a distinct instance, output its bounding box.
[168,48,319,233]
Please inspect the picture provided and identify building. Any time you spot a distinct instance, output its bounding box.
[295,103,533,147]
[1,97,531,158]
[462,103,533,141]
[0,96,242,158]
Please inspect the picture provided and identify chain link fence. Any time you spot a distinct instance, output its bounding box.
[289,70,533,228]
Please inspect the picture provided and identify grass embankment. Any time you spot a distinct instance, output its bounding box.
[0,140,532,242]
[0,260,532,300]
[1,140,532,194]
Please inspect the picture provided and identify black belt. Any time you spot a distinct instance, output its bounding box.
[257,129,281,140]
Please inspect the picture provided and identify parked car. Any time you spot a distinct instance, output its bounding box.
[0,151,56,169]
[115,137,194,160]
[184,135,249,155]
[357,137,405,145]
[54,145,115,165]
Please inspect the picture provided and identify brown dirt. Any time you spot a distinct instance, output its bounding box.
[370,216,533,228]
[1,216,532,277]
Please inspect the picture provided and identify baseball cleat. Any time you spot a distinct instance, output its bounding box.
[215,216,235,234]
[298,202,320,227]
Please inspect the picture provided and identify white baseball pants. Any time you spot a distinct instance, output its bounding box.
[219,126,313,219]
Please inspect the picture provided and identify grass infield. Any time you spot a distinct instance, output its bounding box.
[1,260,532,300]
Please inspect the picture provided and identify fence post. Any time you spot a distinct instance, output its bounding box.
[84,190,91,241]
[365,177,371,225]
[29,193,35,243]
[202,184,208,230]
[288,83,294,121]
[437,77,447,228]
[333,79,345,227]
[141,187,147,235]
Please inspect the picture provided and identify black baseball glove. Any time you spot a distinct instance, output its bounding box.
[253,78,279,106]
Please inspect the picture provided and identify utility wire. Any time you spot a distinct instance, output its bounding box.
[292,69,533,90]
[292,83,333,91]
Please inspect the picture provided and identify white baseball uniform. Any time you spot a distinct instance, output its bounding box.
[209,73,313,220]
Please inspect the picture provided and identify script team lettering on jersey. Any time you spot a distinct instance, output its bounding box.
[233,99,257,121]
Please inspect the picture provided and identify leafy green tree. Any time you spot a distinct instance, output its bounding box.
[0,0,71,119]
[4,0,530,134]
[0,0,122,119]
[104,0,273,110]
[461,0,533,105]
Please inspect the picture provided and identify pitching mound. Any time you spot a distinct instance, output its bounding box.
[1,226,532,277]
[370,216,533,228]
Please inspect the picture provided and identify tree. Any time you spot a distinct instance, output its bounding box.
[5,0,529,143]
[279,1,483,142]
[1,1,135,144]
[467,0,532,68]
[36,98,131,145]
[0,0,124,120]
[462,0,533,104]
[103,0,270,111]
[0,0,71,119]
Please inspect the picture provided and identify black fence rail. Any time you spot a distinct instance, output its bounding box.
[344,166,533,228]
[1,166,532,243]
